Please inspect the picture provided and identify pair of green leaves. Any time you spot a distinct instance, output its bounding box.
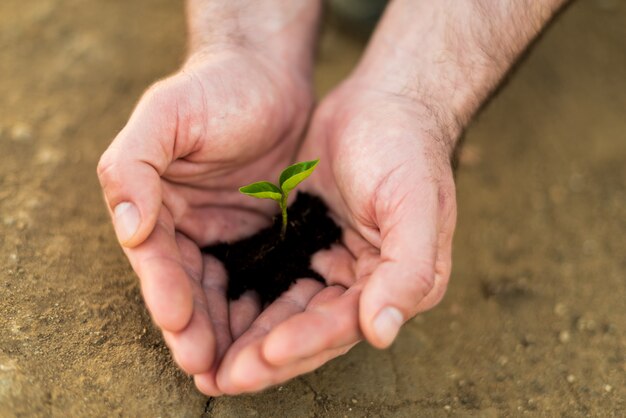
[239,159,319,202]
[239,159,319,236]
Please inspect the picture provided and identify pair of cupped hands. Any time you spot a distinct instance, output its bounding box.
[97,46,457,396]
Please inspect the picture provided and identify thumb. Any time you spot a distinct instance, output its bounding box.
[97,82,176,247]
[359,186,441,349]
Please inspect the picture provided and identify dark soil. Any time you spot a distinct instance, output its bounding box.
[202,192,341,305]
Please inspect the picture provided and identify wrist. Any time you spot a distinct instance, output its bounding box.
[320,78,462,164]
[185,0,321,80]
[343,66,466,155]
[350,0,565,130]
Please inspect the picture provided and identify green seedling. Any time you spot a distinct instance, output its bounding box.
[239,159,320,238]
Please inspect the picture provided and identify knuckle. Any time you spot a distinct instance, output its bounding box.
[435,272,450,298]
[96,151,115,185]
[96,152,124,203]
[426,274,450,311]
[414,269,451,315]
[436,270,451,290]
[413,264,437,300]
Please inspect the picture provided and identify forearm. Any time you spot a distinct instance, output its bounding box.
[352,0,568,137]
[186,0,321,76]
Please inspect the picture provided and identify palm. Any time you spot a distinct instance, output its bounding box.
[300,86,458,323]
[211,85,458,394]
[154,51,311,244]
[302,87,456,262]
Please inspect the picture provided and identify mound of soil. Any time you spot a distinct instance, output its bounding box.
[202,192,341,304]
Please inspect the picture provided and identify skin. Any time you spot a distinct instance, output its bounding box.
[97,0,567,396]
[97,0,321,395]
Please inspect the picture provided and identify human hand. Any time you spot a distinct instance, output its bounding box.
[212,81,459,394]
[97,42,314,395]
[211,0,567,394]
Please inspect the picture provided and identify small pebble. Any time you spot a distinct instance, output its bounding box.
[576,316,597,332]
[566,374,576,383]
[36,146,64,165]
[351,398,357,404]
[444,405,452,412]
[10,123,33,141]
[553,303,567,317]
[0,361,17,372]
[604,384,613,393]
[523,334,536,346]
[559,330,571,344]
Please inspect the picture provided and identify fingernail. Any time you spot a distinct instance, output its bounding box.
[114,202,140,243]
[373,307,404,347]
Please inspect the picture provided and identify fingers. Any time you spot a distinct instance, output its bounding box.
[162,305,214,375]
[262,285,362,367]
[229,291,262,340]
[200,255,232,358]
[310,244,356,288]
[359,188,441,349]
[97,81,178,248]
[161,236,222,377]
[216,279,324,394]
[193,255,233,397]
[218,341,358,395]
[215,247,362,394]
[262,245,361,366]
[414,189,457,312]
[124,208,193,332]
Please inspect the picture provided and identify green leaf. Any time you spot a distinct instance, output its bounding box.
[239,181,283,202]
[279,159,319,195]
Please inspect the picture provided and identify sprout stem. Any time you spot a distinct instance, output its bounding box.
[280,194,288,239]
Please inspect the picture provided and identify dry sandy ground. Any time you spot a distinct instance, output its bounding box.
[1,1,625,417]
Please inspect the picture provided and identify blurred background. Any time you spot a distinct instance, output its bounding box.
[0,0,624,416]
